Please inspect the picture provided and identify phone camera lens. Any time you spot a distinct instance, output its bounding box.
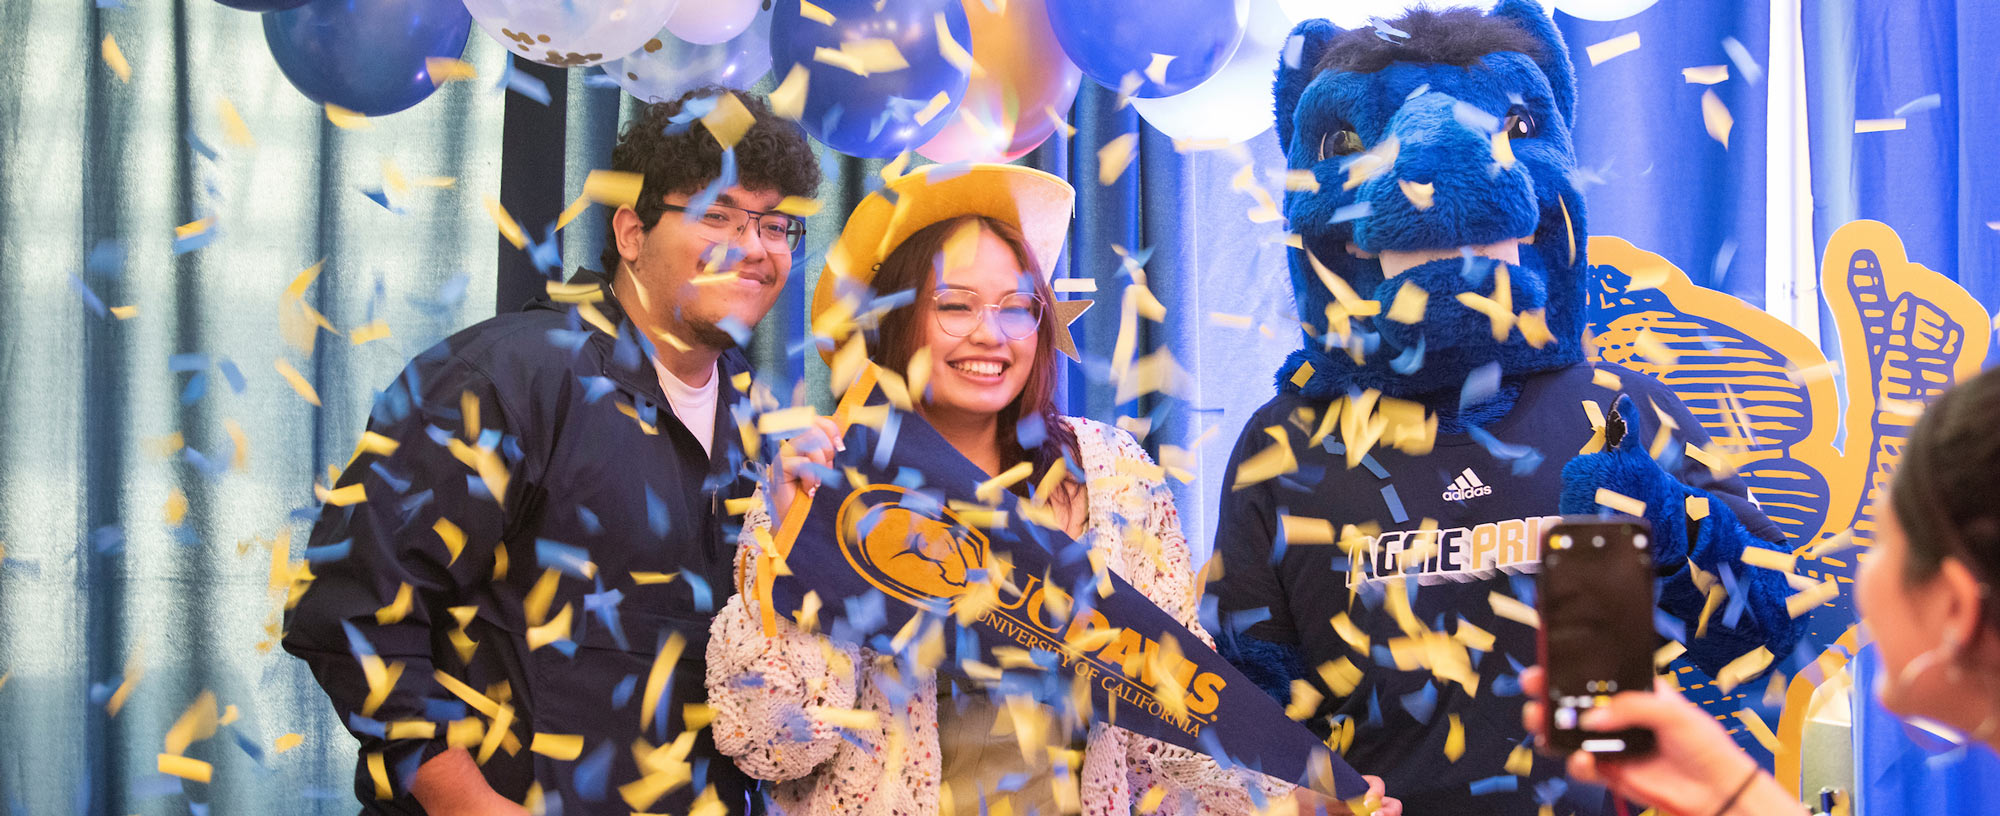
[1592,536,1604,548]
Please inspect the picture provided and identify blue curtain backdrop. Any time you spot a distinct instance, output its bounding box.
[1805,0,2000,362]
[1556,1,1771,304]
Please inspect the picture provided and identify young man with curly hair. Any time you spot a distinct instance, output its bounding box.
[283,87,823,815]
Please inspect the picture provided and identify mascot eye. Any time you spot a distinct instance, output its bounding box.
[1504,112,1538,139]
[1318,129,1364,161]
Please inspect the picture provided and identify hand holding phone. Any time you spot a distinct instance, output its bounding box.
[1536,516,1657,758]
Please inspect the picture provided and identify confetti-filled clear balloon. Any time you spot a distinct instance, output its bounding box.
[465,0,684,67]
[663,0,762,45]
[915,0,1081,163]
[605,11,773,102]
[263,0,471,116]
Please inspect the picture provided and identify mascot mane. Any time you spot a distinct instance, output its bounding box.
[1272,0,1588,411]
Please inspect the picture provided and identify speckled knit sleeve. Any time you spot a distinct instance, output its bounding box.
[705,489,864,783]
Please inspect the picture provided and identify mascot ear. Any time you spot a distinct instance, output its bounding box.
[1488,0,1576,126]
[1273,18,1345,156]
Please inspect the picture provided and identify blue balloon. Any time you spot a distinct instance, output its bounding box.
[263,0,472,117]
[1046,0,1246,98]
[769,0,971,159]
[214,0,311,11]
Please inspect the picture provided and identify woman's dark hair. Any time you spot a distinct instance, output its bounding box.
[867,216,1083,508]
[1890,367,2000,614]
[598,85,822,279]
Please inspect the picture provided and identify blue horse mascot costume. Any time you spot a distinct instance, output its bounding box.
[1209,2,1804,813]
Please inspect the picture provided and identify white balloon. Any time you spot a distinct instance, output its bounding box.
[606,10,773,103]
[663,0,761,45]
[1131,0,1292,144]
[1277,0,1559,28]
[466,0,683,67]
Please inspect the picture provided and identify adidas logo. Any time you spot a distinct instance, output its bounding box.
[1441,467,1493,501]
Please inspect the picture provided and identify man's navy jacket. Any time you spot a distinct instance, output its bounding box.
[283,269,760,813]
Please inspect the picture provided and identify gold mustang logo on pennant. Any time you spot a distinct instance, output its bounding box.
[837,485,990,606]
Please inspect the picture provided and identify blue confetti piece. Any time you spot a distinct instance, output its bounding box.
[1720,562,1748,628]
[549,640,578,658]
[1508,574,1536,607]
[1380,484,1408,523]
[526,225,563,277]
[715,315,752,347]
[572,741,613,801]
[370,461,412,494]
[180,371,208,404]
[1460,361,1502,414]
[347,712,387,738]
[1365,691,1384,727]
[1894,93,1942,117]
[537,538,594,579]
[683,571,712,613]
[87,240,125,278]
[1397,683,1438,722]
[168,353,211,372]
[580,376,618,404]
[1469,775,1518,796]
[1359,454,1389,479]
[361,188,406,214]
[304,539,353,563]
[684,147,738,219]
[1224,607,1271,634]
[424,698,469,721]
[1654,606,1687,643]
[1491,672,1522,696]
[1329,201,1373,225]
[184,127,218,161]
[92,525,125,556]
[644,485,671,538]
[507,69,551,105]
[467,473,494,502]
[217,358,246,393]
[232,729,267,766]
[1534,776,1569,804]
[1720,36,1763,85]
[576,506,604,536]
[582,72,621,89]
[69,275,107,318]
[874,410,902,469]
[1016,413,1046,450]
[1371,644,1396,668]
[172,225,217,255]
[611,674,639,708]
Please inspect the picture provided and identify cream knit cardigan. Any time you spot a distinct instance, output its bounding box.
[705,417,1291,815]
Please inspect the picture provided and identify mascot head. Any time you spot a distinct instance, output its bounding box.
[1274,0,1587,402]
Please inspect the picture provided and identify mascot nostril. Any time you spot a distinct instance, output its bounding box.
[1215,2,1806,813]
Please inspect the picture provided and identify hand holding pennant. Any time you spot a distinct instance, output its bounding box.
[747,363,1371,799]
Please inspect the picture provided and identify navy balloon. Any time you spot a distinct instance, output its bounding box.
[769,0,971,159]
[213,0,311,11]
[264,0,472,117]
[1046,0,1247,98]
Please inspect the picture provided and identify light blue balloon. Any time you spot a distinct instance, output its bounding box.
[263,0,472,117]
[604,9,773,103]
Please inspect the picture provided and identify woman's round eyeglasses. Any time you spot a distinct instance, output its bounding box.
[932,288,1044,340]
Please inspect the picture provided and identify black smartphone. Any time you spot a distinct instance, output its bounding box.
[1537,516,1657,757]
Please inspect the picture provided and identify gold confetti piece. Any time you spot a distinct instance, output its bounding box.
[1807,528,1856,558]
[1289,360,1315,388]
[1330,613,1371,653]
[165,488,188,525]
[912,90,953,126]
[1682,65,1729,85]
[582,169,645,210]
[102,35,131,83]
[1097,133,1138,185]
[1787,579,1841,618]
[1143,53,1175,85]
[1732,708,1781,752]
[316,482,366,507]
[1518,308,1552,348]
[702,92,754,149]
[425,57,477,85]
[1284,679,1325,720]
[348,320,391,346]
[157,754,212,784]
[531,732,585,760]
[1342,136,1399,191]
[935,11,984,78]
[1490,129,1516,169]
[814,38,909,76]
[387,720,437,740]
[376,583,414,624]
[1506,742,1535,775]
[1444,713,1465,761]
[1207,311,1251,329]
[1585,31,1641,66]
[1739,546,1795,574]
[1317,657,1363,696]
[1715,646,1773,692]
[1685,495,1710,521]
[1591,367,1622,391]
[1453,618,1495,652]
[1854,118,1906,133]
[770,64,810,120]
[108,304,139,319]
[1489,592,1540,629]
[325,103,371,129]
[1047,105,1077,139]
[799,0,834,24]
[808,706,883,730]
[367,751,393,798]
[483,196,527,250]
[1633,328,1678,365]
[526,603,574,650]
[216,96,255,148]
[1386,281,1430,324]
[1137,784,1168,814]
[757,406,819,436]
[640,632,685,730]
[1594,488,1646,518]
[974,462,1033,505]
[164,691,219,755]
[1702,89,1733,148]
[1397,179,1435,210]
[774,196,822,217]
[1655,640,1687,669]
[1232,426,1297,489]
[175,217,214,241]
[1280,514,1336,546]
[274,733,304,753]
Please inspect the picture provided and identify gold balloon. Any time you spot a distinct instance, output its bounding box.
[917,0,1083,164]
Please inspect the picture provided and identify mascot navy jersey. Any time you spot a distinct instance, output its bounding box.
[1214,363,1784,814]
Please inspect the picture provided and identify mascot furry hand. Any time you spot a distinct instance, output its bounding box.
[1210,2,1802,813]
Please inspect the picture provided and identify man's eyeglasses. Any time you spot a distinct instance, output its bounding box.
[932,288,1044,340]
[662,202,807,252]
